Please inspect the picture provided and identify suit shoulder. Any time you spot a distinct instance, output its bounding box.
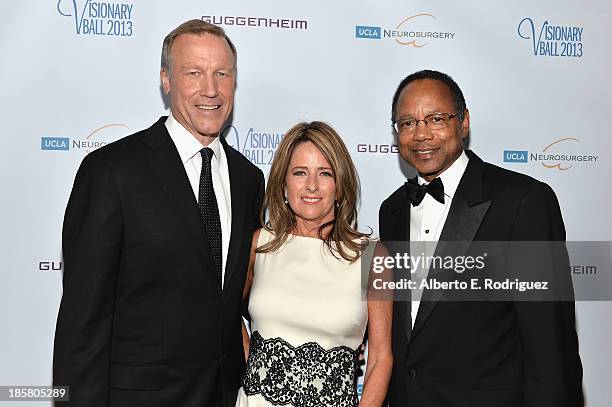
[481,160,556,198]
[380,184,406,213]
[85,127,150,164]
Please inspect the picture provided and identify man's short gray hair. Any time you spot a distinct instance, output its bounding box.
[161,19,237,74]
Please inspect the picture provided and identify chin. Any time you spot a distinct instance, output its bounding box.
[414,163,442,175]
[296,211,333,223]
[196,126,223,137]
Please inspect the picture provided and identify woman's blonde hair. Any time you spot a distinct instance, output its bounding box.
[258,121,369,262]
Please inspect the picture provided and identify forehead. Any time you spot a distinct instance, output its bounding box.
[171,33,235,65]
[289,141,330,166]
[397,79,455,113]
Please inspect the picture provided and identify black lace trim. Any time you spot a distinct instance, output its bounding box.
[242,331,359,407]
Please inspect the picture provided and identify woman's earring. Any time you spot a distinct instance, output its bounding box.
[335,200,340,208]
[284,194,289,204]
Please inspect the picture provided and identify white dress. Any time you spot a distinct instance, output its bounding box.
[235,229,369,407]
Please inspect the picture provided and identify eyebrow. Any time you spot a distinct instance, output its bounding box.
[398,111,448,119]
[178,64,235,72]
[290,166,333,171]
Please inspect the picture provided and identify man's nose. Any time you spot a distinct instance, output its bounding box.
[199,74,219,98]
[413,120,434,141]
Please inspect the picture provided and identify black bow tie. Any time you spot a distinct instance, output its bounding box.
[405,177,445,206]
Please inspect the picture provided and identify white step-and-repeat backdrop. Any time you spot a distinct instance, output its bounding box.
[1,0,610,405]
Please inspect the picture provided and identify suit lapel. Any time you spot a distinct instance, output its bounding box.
[142,118,219,290]
[221,138,248,288]
[410,150,492,339]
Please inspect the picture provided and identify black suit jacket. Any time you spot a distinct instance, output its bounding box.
[380,150,582,407]
[53,117,264,407]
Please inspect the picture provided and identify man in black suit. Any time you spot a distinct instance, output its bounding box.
[53,20,264,406]
[379,70,582,406]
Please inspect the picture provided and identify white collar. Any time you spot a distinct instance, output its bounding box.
[165,114,222,164]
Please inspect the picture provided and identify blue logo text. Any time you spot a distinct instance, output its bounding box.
[41,137,70,151]
[356,25,381,39]
[518,18,583,57]
[504,150,528,163]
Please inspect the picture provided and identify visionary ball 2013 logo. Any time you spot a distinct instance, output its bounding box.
[356,14,455,47]
[517,17,583,57]
[57,0,134,36]
[223,126,285,166]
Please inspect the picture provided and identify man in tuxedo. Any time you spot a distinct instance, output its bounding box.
[53,20,264,406]
[379,70,582,406]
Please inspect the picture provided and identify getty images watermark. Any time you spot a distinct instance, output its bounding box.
[361,241,611,302]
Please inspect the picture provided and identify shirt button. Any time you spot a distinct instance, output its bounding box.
[425,229,430,234]
[408,368,417,378]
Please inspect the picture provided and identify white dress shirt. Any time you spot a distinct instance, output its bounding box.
[165,115,232,288]
[409,151,469,327]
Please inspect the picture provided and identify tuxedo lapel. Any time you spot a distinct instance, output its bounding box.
[222,138,248,288]
[411,150,492,338]
[142,118,220,290]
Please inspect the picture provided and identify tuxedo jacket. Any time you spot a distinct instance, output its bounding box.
[53,117,264,407]
[379,150,582,407]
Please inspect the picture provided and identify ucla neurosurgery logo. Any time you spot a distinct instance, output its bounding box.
[355,14,455,47]
[223,125,284,166]
[504,138,599,171]
[355,26,381,40]
[503,150,528,163]
[41,123,129,153]
[517,17,583,57]
[57,0,134,36]
[41,137,70,151]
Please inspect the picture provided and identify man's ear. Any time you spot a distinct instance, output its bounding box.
[160,68,170,94]
[461,109,470,139]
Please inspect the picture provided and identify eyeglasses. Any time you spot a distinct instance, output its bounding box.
[393,112,461,134]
